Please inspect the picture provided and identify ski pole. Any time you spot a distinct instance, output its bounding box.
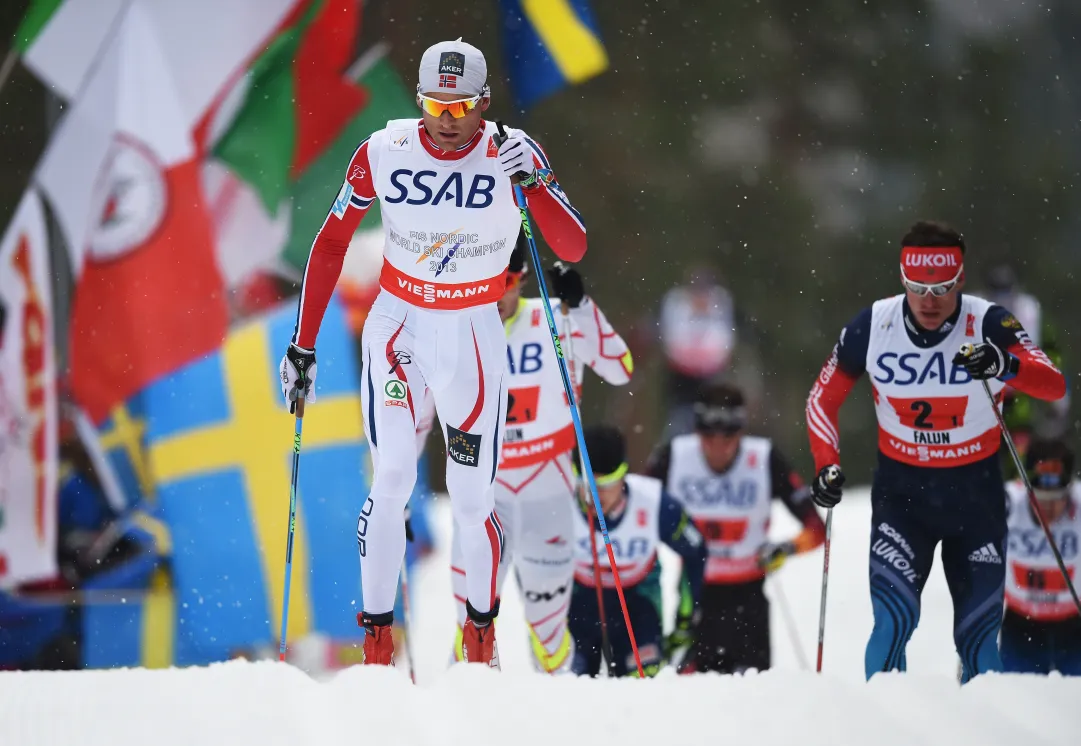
[561,306,616,676]
[815,465,841,673]
[279,391,306,661]
[399,543,417,684]
[959,343,1081,616]
[494,121,644,678]
[771,573,809,671]
[583,502,617,676]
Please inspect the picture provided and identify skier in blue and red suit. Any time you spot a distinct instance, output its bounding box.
[804,221,1066,682]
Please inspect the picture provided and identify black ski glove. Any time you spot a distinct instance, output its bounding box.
[279,343,317,414]
[547,262,585,308]
[811,465,845,509]
[953,341,1018,381]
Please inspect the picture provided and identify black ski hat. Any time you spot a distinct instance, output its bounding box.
[694,381,747,433]
[1025,438,1074,491]
[572,424,627,479]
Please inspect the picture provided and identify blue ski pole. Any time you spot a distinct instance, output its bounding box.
[278,392,305,661]
[494,121,644,677]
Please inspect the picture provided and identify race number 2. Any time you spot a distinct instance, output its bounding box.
[506,386,541,425]
[886,396,968,430]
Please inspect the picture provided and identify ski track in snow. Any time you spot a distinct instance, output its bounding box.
[2,489,1079,745]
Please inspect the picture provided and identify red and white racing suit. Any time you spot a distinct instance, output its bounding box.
[294,119,586,619]
[1004,481,1081,623]
[419,295,632,671]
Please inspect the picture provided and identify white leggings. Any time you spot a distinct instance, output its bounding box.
[451,456,577,672]
[359,291,507,616]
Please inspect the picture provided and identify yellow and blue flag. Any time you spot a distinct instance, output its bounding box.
[501,0,608,110]
[79,517,169,669]
[96,395,153,507]
[82,296,368,667]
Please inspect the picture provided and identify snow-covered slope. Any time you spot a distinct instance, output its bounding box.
[2,660,1078,745]
[3,489,1078,745]
[410,488,969,681]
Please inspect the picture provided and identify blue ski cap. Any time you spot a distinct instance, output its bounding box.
[419,39,489,97]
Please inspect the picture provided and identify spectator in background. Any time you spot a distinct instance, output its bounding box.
[981,264,1071,472]
[657,264,737,437]
[0,424,166,670]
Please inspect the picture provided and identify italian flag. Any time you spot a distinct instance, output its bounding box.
[206,0,417,290]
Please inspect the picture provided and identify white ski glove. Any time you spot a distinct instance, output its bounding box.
[497,134,537,181]
[279,343,317,413]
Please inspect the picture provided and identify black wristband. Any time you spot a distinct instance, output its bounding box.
[1004,352,1020,377]
[520,173,541,192]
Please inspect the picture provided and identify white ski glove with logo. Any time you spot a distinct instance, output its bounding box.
[497,134,537,181]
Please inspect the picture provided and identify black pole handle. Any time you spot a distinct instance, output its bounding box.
[493,120,530,183]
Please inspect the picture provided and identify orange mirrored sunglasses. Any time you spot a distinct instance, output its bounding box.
[417,93,482,119]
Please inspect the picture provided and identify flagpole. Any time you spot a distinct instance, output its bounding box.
[345,40,391,81]
[69,404,129,514]
[0,48,18,100]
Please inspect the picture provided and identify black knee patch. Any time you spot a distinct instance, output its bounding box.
[466,598,500,626]
[360,611,394,629]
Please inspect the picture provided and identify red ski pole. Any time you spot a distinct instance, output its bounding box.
[496,120,643,677]
[562,307,616,676]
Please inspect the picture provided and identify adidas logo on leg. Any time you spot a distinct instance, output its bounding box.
[967,543,1002,564]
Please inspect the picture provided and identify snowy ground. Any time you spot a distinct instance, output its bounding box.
[411,488,964,681]
[2,653,1078,745]
[2,488,1079,746]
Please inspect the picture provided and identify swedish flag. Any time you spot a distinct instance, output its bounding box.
[80,514,170,669]
[501,0,608,110]
[83,297,369,667]
[97,394,153,506]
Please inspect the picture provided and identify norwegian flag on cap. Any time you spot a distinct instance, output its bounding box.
[439,74,456,89]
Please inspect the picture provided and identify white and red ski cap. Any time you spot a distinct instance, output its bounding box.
[900,245,964,284]
[418,38,488,97]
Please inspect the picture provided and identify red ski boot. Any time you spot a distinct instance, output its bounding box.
[462,600,500,669]
[359,612,394,666]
